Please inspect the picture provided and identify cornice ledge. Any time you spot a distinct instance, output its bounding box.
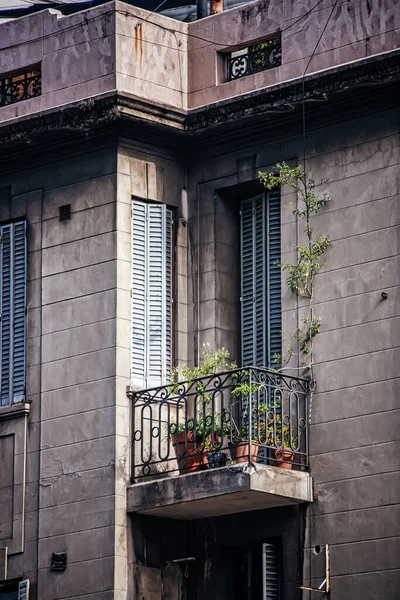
[0,401,31,421]
[185,49,400,130]
[0,91,119,146]
[0,49,398,147]
[117,93,187,129]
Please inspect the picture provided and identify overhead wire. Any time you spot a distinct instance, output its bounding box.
[297,2,342,598]
[0,0,336,55]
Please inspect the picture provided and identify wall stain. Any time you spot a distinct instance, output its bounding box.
[135,23,144,67]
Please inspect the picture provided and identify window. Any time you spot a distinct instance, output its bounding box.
[131,201,173,388]
[0,70,41,107]
[232,540,282,600]
[262,542,282,600]
[0,578,30,600]
[228,36,281,81]
[0,221,27,407]
[240,192,281,367]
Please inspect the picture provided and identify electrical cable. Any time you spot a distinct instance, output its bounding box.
[0,0,338,55]
[298,2,342,598]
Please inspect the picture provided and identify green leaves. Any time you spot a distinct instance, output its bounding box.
[259,161,332,374]
[169,345,236,389]
[282,236,331,296]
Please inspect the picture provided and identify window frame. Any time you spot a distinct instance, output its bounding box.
[227,35,282,81]
[131,200,174,389]
[0,219,27,407]
[240,191,282,368]
[0,68,41,108]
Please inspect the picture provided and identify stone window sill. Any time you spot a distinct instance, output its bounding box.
[0,402,31,421]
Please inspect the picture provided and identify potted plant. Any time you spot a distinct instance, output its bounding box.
[266,414,297,470]
[170,411,229,474]
[228,381,262,464]
[168,346,236,474]
[170,421,208,474]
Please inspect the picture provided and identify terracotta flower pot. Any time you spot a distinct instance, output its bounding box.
[274,448,294,469]
[229,442,259,464]
[172,431,208,474]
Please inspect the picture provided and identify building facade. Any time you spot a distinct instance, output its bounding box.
[0,0,399,599]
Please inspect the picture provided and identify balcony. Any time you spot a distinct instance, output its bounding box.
[127,367,313,518]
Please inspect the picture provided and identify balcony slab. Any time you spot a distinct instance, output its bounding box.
[127,464,313,519]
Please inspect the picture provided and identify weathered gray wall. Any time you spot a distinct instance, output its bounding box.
[0,2,117,124]
[303,109,400,597]
[183,101,399,597]
[0,100,398,599]
[187,0,400,107]
[0,145,121,599]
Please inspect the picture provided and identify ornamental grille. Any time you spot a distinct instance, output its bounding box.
[228,36,281,80]
[0,69,41,107]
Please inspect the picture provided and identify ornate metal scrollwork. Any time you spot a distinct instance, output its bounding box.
[0,70,41,107]
[229,36,281,81]
[131,365,309,480]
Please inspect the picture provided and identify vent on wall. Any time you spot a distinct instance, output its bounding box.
[59,204,71,221]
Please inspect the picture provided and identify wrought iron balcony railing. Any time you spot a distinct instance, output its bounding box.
[130,367,309,481]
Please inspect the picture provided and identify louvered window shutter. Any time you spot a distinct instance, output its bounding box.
[18,579,30,600]
[267,191,282,365]
[0,220,27,406]
[240,193,281,367]
[262,543,281,600]
[131,202,172,388]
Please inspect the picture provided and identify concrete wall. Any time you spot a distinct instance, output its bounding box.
[115,1,188,110]
[182,100,399,598]
[0,2,398,599]
[0,2,116,124]
[1,0,399,123]
[0,145,122,599]
[186,0,400,107]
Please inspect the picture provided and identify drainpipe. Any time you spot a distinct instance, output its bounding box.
[210,0,223,14]
[197,0,207,19]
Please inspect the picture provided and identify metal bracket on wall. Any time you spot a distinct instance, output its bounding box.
[297,544,330,594]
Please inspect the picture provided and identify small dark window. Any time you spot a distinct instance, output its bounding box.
[228,36,281,81]
[232,539,282,600]
[59,204,71,222]
[0,69,41,108]
[0,578,30,600]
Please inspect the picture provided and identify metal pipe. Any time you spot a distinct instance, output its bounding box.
[197,0,207,19]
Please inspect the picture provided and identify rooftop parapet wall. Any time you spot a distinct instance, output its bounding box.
[0,0,398,125]
[0,2,117,124]
[115,1,189,110]
[187,0,400,107]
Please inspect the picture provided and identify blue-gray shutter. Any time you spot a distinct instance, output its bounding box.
[0,220,27,406]
[262,542,280,600]
[240,193,281,367]
[18,579,30,600]
[267,191,281,365]
[240,197,256,366]
[131,201,172,388]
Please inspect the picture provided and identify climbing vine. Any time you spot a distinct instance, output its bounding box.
[259,162,332,374]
